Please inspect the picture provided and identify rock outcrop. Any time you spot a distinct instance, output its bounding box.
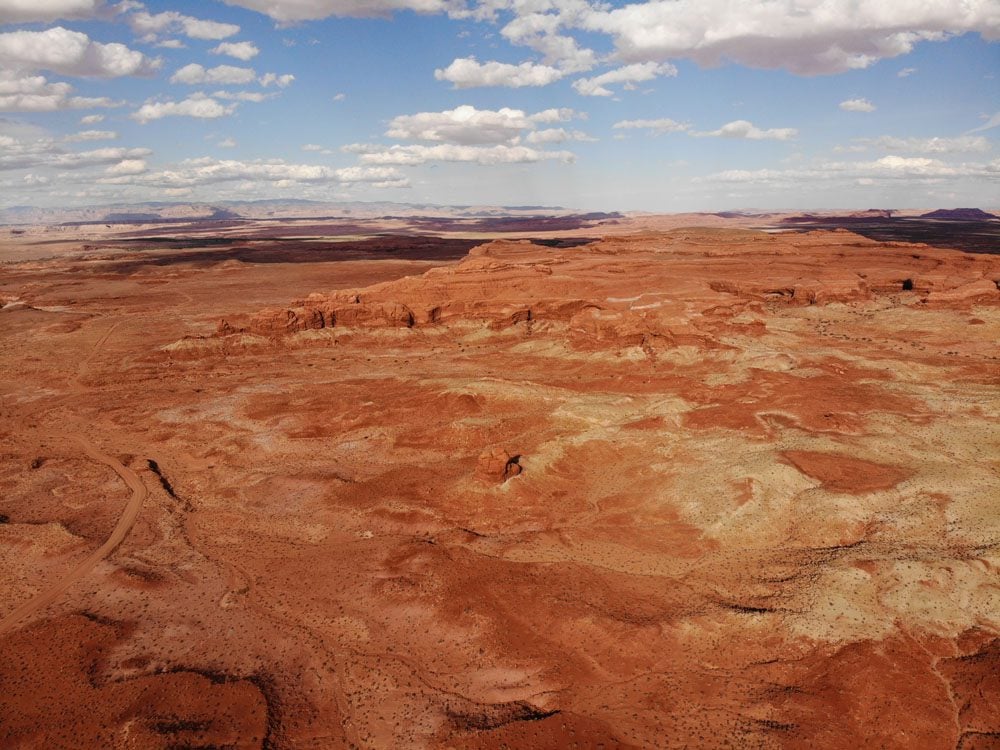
[220,230,999,353]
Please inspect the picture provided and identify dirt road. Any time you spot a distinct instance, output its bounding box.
[0,436,147,637]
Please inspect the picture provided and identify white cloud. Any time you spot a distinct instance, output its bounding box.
[301,143,335,154]
[350,142,575,166]
[352,105,588,170]
[0,0,103,24]
[528,107,585,124]
[0,133,150,171]
[217,137,237,147]
[701,155,1000,185]
[968,112,1000,134]
[581,0,1000,75]
[219,0,458,22]
[0,27,158,78]
[80,114,104,124]
[211,90,273,102]
[130,11,240,41]
[211,41,260,60]
[213,0,1000,81]
[898,67,917,77]
[852,135,991,154]
[131,94,236,123]
[613,116,795,139]
[572,62,676,97]
[106,158,146,175]
[64,129,117,141]
[386,104,533,145]
[612,117,689,134]
[155,39,187,49]
[692,119,798,140]
[434,57,564,88]
[840,98,876,112]
[525,127,595,144]
[333,92,346,101]
[260,72,295,87]
[498,14,597,73]
[0,70,122,111]
[171,64,257,85]
[98,156,410,188]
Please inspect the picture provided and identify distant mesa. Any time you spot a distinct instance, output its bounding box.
[100,207,239,224]
[712,211,773,219]
[102,212,163,223]
[919,208,998,220]
[0,199,616,227]
[847,209,894,218]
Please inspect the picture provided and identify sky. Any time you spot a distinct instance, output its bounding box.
[0,0,998,212]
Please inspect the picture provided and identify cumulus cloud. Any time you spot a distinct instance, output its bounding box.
[612,116,795,140]
[0,0,103,24]
[169,66,294,90]
[131,94,236,123]
[346,104,586,168]
[349,142,575,166]
[0,27,159,78]
[701,155,1000,185]
[170,64,257,86]
[529,107,585,124]
[64,129,117,141]
[129,11,240,41]
[259,72,295,87]
[211,90,273,102]
[80,114,104,124]
[0,133,151,171]
[525,127,595,144]
[217,0,1000,80]
[840,98,876,112]
[386,104,534,145]
[498,13,597,73]
[612,117,689,134]
[850,135,992,154]
[0,70,122,111]
[97,156,410,188]
[106,158,146,175]
[581,0,1000,75]
[219,0,459,22]
[572,62,676,96]
[692,119,798,140]
[211,41,260,60]
[434,57,564,88]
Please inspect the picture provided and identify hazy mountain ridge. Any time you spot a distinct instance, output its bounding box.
[0,200,579,226]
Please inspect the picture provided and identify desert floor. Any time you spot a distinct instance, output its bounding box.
[1,219,998,749]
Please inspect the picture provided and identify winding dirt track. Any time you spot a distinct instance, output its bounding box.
[0,436,147,637]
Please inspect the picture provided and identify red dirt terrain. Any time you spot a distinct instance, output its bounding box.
[0,224,998,748]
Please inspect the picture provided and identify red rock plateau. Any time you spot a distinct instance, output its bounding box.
[1,221,999,749]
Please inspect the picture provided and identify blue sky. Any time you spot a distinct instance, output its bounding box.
[1,0,997,211]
